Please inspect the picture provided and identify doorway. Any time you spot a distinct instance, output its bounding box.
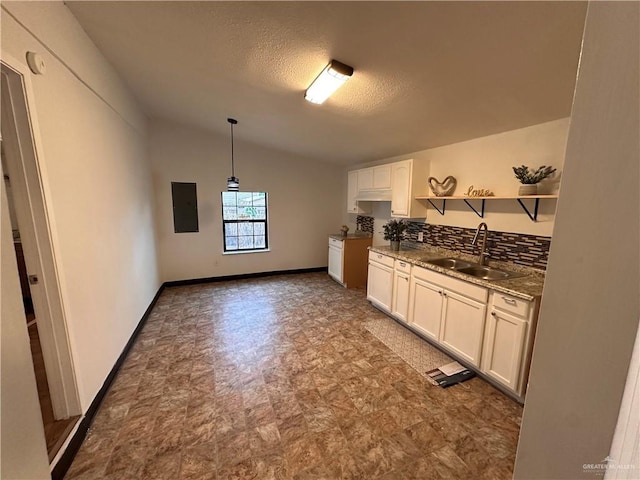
[1,60,81,461]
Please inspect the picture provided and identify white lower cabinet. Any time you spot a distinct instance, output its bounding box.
[367,252,394,311]
[408,265,488,367]
[408,277,444,340]
[481,292,536,396]
[481,308,526,391]
[328,241,343,283]
[439,290,487,366]
[367,252,539,398]
[391,260,411,322]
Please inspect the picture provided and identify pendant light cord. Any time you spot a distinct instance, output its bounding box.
[230,121,235,177]
[228,118,238,178]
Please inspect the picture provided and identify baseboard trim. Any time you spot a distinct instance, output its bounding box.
[163,266,327,287]
[51,284,165,480]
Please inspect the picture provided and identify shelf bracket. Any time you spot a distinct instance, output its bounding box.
[426,198,446,215]
[517,198,540,222]
[463,199,485,218]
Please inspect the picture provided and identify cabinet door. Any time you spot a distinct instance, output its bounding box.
[481,308,527,393]
[373,165,392,189]
[391,160,412,217]
[358,168,373,191]
[408,277,443,341]
[392,270,410,322]
[440,290,487,366]
[367,261,393,311]
[347,171,359,213]
[328,245,343,283]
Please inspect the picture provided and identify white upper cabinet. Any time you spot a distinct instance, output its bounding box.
[358,168,374,191]
[357,165,391,191]
[391,159,428,218]
[391,160,411,217]
[346,170,371,214]
[373,164,392,190]
[347,159,426,216]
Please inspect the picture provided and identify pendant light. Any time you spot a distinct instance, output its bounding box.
[227,118,240,191]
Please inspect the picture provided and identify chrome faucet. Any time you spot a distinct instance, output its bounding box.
[472,222,489,266]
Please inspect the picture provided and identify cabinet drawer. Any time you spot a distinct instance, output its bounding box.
[412,265,488,303]
[329,237,344,249]
[369,251,395,268]
[492,292,530,319]
[395,259,411,274]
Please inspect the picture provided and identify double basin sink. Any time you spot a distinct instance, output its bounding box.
[426,257,523,281]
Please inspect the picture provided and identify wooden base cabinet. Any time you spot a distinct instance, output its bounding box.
[481,292,538,397]
[328,236,372,288]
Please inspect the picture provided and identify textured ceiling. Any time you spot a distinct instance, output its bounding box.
[66,1,587,165]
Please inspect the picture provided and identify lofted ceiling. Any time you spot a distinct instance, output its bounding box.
[66,1,587,165]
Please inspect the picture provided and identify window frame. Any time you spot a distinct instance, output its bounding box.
[221,191,269,254]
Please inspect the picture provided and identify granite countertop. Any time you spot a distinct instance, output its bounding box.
[369,245,546,301]
[329,233,373,241]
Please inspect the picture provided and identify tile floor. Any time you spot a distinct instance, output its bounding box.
[29,322,80,460]
[65,273,523,480]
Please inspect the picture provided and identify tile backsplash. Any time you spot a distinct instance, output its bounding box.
[356,215,374,234]
[358,216,551,270]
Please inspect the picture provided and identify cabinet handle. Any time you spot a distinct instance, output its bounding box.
[501,296,517,306]
[439,291,443,296]
[377,255,383,259]
[443,292,447,297]
[399,262,406,267]
[491,311,496,316]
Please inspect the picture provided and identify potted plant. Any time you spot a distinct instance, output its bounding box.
[383,219,407,251]
[512,165,557,195]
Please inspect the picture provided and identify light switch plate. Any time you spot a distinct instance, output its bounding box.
[418,232,424,242]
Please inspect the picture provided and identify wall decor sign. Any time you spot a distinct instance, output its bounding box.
[465,185,494,197]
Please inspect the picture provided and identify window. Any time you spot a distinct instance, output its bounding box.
[221,192,268,252]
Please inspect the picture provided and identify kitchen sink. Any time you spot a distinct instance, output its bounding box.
[427,258,474,270]
[427,258,523,281]
[457,265,521,280]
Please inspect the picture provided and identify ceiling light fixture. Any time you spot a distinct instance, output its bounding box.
[226,118,240,191]
[305,59,354,105]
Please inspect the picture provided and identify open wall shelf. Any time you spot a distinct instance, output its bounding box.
[415,195,559,222]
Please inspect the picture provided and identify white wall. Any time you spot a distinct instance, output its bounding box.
[1,0,160,416]
[150,118,343,282]
[346,118,569,237]
[514,2,639,478]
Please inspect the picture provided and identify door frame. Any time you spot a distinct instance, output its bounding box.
[1,54,80,419]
